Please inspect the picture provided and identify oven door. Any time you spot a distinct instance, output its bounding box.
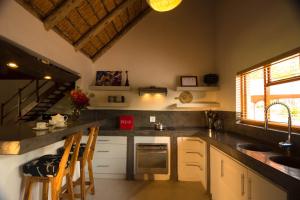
[136,143,168,174]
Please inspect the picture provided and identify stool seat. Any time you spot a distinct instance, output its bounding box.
[23,154,69,177]
[57,143,86,158]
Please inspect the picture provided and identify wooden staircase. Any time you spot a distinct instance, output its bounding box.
[0,80,75,125]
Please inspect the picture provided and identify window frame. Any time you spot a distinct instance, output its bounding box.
[237,47,300,133]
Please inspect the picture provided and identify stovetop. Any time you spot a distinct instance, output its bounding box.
[135,127,176,131]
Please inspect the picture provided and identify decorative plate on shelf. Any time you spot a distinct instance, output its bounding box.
[175,91,193,103]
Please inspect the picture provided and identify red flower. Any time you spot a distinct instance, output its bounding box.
[70,88,89,109]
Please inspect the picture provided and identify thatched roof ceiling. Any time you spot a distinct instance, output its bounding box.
[16,0,150,61]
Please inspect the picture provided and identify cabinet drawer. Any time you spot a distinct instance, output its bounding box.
[95,144,127,158]
[178,137,205,153]
[180,151,204,163]
[178,162,205,182]
[93,158,126,174]
[96,136,127,145]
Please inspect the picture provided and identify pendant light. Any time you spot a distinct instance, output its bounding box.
[147,0,182,12]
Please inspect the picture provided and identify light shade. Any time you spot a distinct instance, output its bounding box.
[147,0,182,12]
[139,86,168,96]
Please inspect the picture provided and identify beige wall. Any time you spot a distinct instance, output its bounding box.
[1,0,298,112]
[215,0,300,111]
[91,0,217,110]
[0,0,93,90]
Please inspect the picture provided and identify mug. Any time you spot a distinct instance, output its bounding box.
[36,122,47,129]
[49,119,56,125]
[56,121,66,128]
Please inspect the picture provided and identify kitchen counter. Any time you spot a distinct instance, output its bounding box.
[0,120,101,155]
[99,127,300,199]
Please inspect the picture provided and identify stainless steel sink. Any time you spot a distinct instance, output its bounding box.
[238,144,273,152]
[269,156,300,169]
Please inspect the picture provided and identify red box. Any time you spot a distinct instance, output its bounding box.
[119,115,134,130]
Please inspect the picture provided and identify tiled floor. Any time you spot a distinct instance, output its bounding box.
[82,179,210,200]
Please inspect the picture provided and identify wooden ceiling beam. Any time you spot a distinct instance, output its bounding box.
[15,0,41,19]
[91,8,151,61]
[43,0,85,30]
[74,0,136,51]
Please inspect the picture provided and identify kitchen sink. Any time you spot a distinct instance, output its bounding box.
[238,143,273,152]
[269,156,300,169]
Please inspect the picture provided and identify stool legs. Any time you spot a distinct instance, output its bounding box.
[42,180,49,200]
[66,173,75,200]
[88,159,95,194]
[23,177,33,200]
[51,178,59,200]
[80,160,86,200]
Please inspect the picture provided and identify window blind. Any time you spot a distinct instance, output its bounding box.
[236,48,300,128]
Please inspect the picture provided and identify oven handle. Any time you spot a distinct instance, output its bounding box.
[137,150,168,154]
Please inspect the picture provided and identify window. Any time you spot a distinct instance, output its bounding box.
[236,48,300,132]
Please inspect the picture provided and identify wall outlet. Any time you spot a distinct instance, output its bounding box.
[150,116,156,123]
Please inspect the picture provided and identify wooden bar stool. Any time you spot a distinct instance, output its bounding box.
[22,132,82,200]
[73,126,99,200]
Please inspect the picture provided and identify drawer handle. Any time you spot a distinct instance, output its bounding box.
[221,159,224,177]
[97,165,109,168]
[241,173,245,196]
[97,150,110,153]
[98,139,110,142]
[186,152,203,157]
[186,139,203,143]
[248,178,252,200]
[185,164,203,171]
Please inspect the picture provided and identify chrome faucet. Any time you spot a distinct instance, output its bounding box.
[264,102,293,148]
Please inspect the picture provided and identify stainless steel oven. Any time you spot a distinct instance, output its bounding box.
[136,143,168,174]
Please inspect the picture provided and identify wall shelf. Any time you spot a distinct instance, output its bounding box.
[176,86,219,91]
[87,103,129,109]
[89,86,131,91]
[176,102,220,108]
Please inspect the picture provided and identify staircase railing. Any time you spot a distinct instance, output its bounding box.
[0,80,50,125]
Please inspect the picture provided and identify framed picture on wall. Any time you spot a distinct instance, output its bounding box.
[96,71,122,86]
[180,76,198,87]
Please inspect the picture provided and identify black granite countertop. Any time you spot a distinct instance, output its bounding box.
[99,127,300,198]
[0,120,101,155]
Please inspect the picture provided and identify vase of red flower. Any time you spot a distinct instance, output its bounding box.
[70,88,90,120]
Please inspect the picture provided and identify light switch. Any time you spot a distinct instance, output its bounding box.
[150,116,156,123]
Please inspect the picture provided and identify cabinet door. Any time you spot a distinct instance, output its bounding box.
[210,147,247,200]
[221,154,247,200]
[210,147,222,200]
[247,170,287,200]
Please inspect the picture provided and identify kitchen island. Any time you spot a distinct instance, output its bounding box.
[0,120,100,200]
[0,120,100,155]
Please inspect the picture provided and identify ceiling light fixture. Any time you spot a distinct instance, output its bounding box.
[146,0,182,12]
[6,62,19,69]
[44,75,52,80]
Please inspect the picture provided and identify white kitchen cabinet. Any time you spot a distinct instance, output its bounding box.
[247,169,287,200]
[210,146,222,200]
[178,137,207,189]
[210,146,287,200]
[83,136,127,179]
[210,146,246,200]
[221,150,247,200]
